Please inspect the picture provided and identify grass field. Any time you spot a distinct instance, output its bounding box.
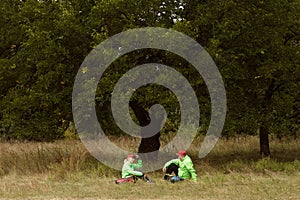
[0,135,299,199]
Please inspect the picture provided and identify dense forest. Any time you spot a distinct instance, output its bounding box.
[0,0,299,156]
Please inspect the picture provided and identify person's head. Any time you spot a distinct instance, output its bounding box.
[176,150,186,160]
[127,154,136,163]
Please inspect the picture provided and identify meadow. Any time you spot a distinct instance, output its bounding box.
[0,135,299,200]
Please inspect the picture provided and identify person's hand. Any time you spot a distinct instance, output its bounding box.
[162,167,166,173]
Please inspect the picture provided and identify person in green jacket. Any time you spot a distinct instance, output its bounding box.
[162,150,197,182]
[121,154,154,183]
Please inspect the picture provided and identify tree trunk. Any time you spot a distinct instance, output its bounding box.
[259,125,270,157]
[257,80,275,158]
[129,102,161,161]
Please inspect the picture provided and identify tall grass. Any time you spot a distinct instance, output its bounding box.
[0,140,117,179]
[0,135,299,178]
[0,135,299,199]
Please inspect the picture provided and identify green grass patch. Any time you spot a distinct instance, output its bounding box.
[253,158,300,173]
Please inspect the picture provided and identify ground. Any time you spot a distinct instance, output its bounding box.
[1,172,299,199]
[0,135,299,199]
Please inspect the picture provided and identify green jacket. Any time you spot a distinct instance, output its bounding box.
[164,155,197,181]
[122,159,143,178]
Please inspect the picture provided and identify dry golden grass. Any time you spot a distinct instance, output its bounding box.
[0,172,299,200]
[0,135,299,199]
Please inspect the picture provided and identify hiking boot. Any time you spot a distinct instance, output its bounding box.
[146,179,155,184]
[164,174,172,180]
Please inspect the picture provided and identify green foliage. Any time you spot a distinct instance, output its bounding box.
[0,0,96,139]
[0,0,299,140]
[187,0,300,137]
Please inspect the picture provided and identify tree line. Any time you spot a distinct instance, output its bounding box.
[0,0,299,156]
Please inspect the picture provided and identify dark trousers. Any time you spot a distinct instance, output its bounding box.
[134,170,150,181]
[164,163,179,180]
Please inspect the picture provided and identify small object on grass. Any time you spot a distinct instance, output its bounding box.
[114,177,136,184]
